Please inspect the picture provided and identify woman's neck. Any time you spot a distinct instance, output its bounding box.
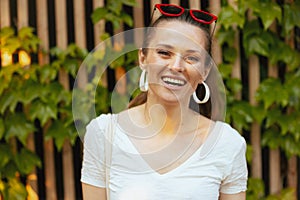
[143,97,194,135]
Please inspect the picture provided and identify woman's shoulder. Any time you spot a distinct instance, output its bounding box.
[86,113,114,132]
[212,121,246,151]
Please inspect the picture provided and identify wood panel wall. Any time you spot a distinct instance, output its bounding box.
[0,0,299,199]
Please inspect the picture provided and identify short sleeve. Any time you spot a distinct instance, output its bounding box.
[81,114,109,188]
[220,137,248,194]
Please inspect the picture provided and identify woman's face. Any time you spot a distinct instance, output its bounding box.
[139,20,210,104]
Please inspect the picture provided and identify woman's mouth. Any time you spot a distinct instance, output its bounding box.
[161,76,187,88]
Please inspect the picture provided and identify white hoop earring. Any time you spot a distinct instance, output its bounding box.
[139,69,148,92]
[193,82,210,104]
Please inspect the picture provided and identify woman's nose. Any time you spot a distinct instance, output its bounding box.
[169,54,185,72]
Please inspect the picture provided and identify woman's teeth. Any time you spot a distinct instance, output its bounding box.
[162,77,185,86]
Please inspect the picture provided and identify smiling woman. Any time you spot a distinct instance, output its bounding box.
[81,3,248,200]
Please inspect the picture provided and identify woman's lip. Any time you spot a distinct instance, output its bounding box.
[160,76,187,90]
[161,76,187,85]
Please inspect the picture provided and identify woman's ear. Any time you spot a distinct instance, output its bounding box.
[138,48,146,69]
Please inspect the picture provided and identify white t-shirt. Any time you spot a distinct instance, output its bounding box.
[81,114,248,200]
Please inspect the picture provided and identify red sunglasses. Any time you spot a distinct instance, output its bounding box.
[154,4,218,25]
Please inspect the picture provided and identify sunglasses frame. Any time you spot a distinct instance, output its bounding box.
[154,4,218,25]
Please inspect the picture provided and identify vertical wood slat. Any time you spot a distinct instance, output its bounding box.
[113,5,126,100]
[17,0,28,29]
[268,66,281,193]
[133,0,144,28]
[285,18,298,198]
[36,0,49,64]
[227,0,242,99]
[268,22,281,195]
[93,0,108,87]
[268,75,281,193]
[288,156,298,199]
[210,0,222,66]
[93,0,105,45]
[54,0,75,200]
[16,0,38,198]
[133,0,144,48]
[189,0,200,9]
[169,0,180,5]
[74,0,87,89]
[36,0,57,199]
[249,55,262,178]
[0,0,10,27]
[247,9,262,179]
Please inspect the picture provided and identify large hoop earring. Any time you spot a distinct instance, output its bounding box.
[193,82,210,104]
[139,69,148,92]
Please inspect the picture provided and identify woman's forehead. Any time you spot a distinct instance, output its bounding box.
[148,21,207,51]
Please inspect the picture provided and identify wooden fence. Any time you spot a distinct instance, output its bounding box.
[0,0,299,199]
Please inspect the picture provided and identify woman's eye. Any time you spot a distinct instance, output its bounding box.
[185,56,200,63]
[157,49,171,57]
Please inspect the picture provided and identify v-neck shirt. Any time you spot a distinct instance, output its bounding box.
[81,114,248,200]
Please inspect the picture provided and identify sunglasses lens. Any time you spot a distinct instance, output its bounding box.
[192,11,213,23]
[160,5,182,15]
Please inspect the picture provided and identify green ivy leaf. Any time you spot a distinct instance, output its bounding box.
[250,2,281,30]
[218,63,233,79]
[18,27,34,39]
[107,1,122,15]
[226,78,242,95]
[266,188,296,200]
[217,28,235,46]
[29,100,57,126]
[91,7,108,24]
[246,178,265,199]
[219,6,245,30]
[268,40,300,70]
[227,101,253,132]
[2,161,18,179]
[3,37,22,53]
[285,71,300,109]
[0,144,12,169]
[14,148,41,175]
[39,64,58,83]
[122,0,136,6]
[0,90,20,114]
[265,109,282,129]
[243,20,274,56]
[46,120,70,151]
[4,113,36,145]
[121,12,133,27]
[63,59,79,78]
[0,118,4,139]
[262,128,282,149]
[246,35,269,56]
[46,82,71,105]
[256,78,289,109]
[19,80,43,105]
[6,178,28,200]
[223,46,237,63]
[281,135,300,157]
[106,14,122,30]
[251,104,266,124]
[0,27,15,41]
[50,47,65,60]
[282,4,300,36]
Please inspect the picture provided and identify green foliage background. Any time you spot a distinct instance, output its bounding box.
[0,0,299,199]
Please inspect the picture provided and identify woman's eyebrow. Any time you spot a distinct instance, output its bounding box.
[155,44,174,49]
[155,44,202,54]
[186,49,202,54]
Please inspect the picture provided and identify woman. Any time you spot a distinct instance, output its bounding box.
[81,4,248,200]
